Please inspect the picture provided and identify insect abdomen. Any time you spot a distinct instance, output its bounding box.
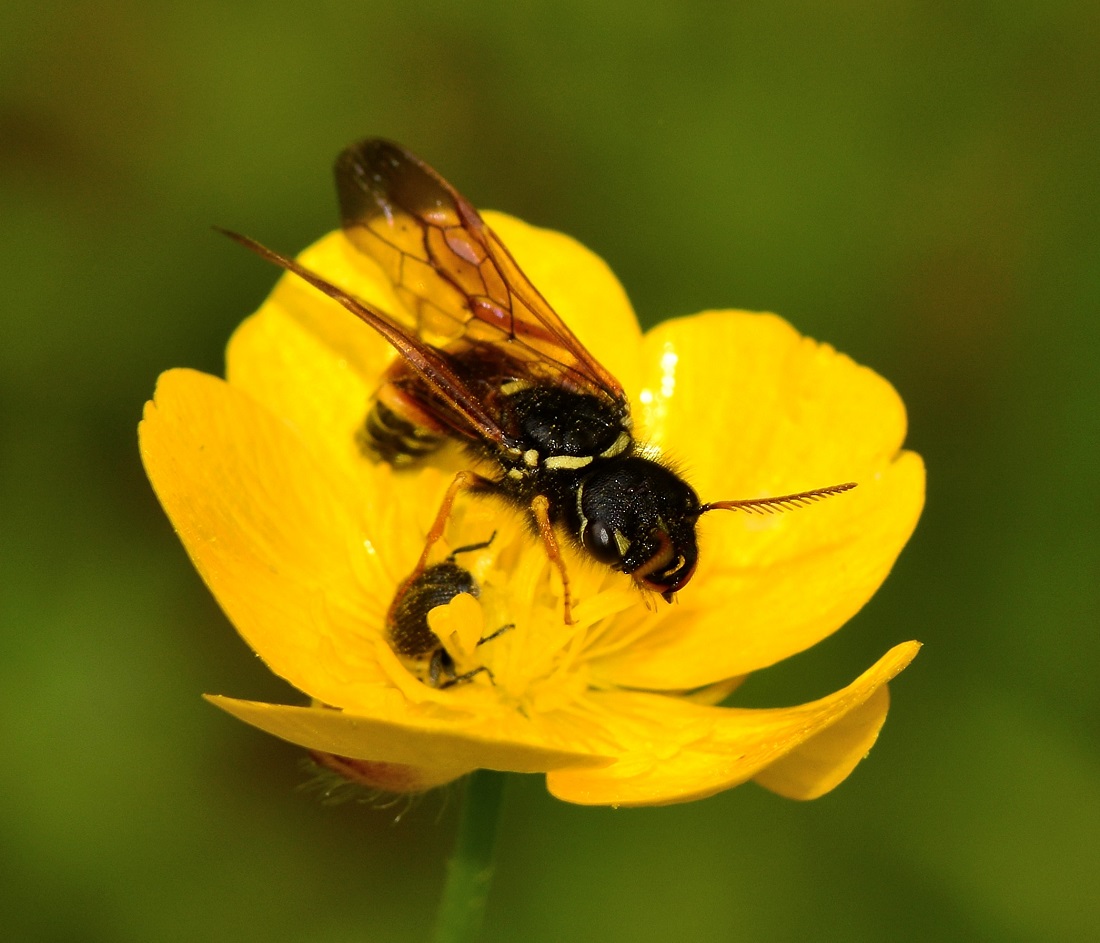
[358,398,445,465]
[387,561,478,659]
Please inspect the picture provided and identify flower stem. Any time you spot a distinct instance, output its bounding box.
[431,770,506,943]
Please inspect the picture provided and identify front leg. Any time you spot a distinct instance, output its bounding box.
[531,494,576,626]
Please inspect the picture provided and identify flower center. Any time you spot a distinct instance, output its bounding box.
[385,516,643,709]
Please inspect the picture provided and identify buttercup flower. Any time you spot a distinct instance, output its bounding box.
[140,213,923,807]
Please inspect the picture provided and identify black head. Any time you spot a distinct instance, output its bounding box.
[576,457,701,600]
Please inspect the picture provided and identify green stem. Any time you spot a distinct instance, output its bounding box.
[431,770,506,943]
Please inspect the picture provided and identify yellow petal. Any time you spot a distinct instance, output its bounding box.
[677,675,748,706]
[139,368,395,705]
[483,212,643,395]
[225,309,371,476]
[636,311,907,477]
[206,694,613,775]
[753,684,891,800]
[546,641,919,806]
[592,311,925,688]
[225,232,411,478]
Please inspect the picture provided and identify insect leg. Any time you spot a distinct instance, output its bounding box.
[447,531,497,561]
[428,647,455,687]
[438,666,495,689]
[531,494,576,625]
[432,626,510,689]
[385,470,490,631]
[477,623,514,646]
[414,470,492,574]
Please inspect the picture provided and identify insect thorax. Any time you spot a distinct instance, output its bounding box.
[500,386,630,463]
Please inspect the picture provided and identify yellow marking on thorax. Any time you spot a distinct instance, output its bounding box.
[600,431,631,459]
[500,379,533,396]
[543,454,594,471]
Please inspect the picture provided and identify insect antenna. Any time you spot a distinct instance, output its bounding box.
[698,481,857,516]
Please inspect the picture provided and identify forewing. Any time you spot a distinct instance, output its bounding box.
[219,230,509,448]
[335,139,625,402]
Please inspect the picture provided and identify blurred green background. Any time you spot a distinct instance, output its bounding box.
[3,1,1097,940]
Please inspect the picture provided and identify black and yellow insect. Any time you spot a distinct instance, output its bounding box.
[224,139,854,623]
[387,536,508,688]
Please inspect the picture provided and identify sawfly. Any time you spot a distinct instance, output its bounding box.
[223,139,855,623]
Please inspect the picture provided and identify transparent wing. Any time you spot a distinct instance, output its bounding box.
[335,139,625,404]
[219,230,512,448]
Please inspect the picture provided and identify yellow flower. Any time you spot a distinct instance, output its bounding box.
[139,213,924,807]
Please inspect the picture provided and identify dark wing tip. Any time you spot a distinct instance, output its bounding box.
[335,139,453,229]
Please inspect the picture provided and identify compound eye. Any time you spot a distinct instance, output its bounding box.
[582,519,621,565]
